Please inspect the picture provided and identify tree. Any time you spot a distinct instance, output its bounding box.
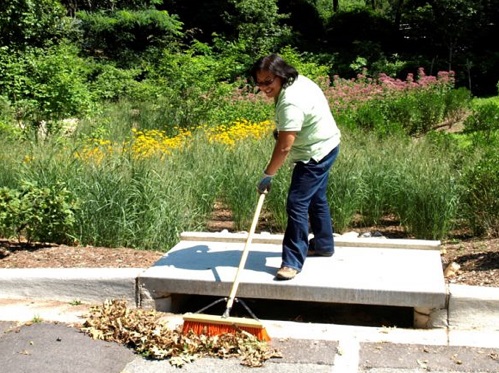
[392,0,405,28]
[225,0,292,57]
[0,0,67,49]
[75,9,183,67]
[60,0,163,15]
[277,0,326,51]
[400,0,499,94]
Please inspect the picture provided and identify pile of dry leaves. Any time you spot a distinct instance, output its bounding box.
[81,299,281,367]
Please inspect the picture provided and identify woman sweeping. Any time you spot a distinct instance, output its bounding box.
[250,53,341,280]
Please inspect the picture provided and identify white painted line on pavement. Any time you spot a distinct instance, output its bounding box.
[330,335,360,373]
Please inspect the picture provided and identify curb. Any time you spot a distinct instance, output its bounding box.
[448,284,499,331]
[1,268,499,334]
[0,268,143,304]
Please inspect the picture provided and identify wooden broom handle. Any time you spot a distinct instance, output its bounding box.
[224,192,266,315]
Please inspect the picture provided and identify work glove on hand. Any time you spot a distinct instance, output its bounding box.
[257,173,273,194]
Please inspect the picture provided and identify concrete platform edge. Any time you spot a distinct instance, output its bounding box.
[1,267,498,334]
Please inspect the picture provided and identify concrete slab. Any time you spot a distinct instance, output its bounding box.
[139,237,446,312]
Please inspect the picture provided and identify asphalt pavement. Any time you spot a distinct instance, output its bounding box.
[0,298,498,373]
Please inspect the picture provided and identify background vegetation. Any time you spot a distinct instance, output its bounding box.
[1,0,498,251]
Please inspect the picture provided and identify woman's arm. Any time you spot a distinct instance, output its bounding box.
[264,131,296,175]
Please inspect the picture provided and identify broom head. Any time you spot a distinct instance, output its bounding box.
[182,312,270,342]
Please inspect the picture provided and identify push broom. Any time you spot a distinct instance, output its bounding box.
[182,192,270,341]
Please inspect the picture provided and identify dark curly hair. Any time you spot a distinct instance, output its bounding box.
[250,54,298,88]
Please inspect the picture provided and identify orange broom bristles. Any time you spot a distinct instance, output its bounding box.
[182,313,270,342]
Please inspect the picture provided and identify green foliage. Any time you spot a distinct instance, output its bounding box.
[221,137,271,230]
[211,36,266,82]
[145,43,271,128]
[463,103,499,147]
[315,0,335,20]
[392,158,461,240]
[459,102,499,237]
[76,9,183,66]
[147,50,220,127]
[0,96,22,140]
[0,44,93,129]
[327,136,366,232]
[346,82,470,137]
[462,151,499,237]
[443,87,472,123]
[88,63,145,102]
[69,137,221,250]
[0,188,20,238]
[0,139,22,190]
[370,54,405,77]
[278,47,330,82]
[0,0,67,49]
[60,0,163,13]
[472,95,499,107]
[0,12,495,248]
[355,100,406,136]
[0,182,78,243]
[207,84,274,126]
[225,0,292,57]
[263,166,291,232]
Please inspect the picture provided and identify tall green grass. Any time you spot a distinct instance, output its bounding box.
[328,130,462,239]
[0,120,469,248]
[65,134,229,250]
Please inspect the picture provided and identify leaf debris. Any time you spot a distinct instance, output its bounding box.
[81,299,281,367]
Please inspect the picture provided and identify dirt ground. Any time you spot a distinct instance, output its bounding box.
[0,224,498,288]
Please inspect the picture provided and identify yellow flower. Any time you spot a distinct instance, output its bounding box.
[23,155,34,163]
[206,120,273,147]
[74,119,271,163]
[130,128,192,159]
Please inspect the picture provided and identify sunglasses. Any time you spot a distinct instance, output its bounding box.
[256,76,277,87]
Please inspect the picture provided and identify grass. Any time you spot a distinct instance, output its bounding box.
[1,83,496,248]
[0,116,472,248]
[31,315,43,323]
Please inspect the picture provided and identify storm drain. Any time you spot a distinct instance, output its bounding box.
[172,294,414,328]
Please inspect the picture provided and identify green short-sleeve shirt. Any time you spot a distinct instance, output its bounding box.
[275,75,341,163]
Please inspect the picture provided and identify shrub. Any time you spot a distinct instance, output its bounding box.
[443,87,471,125]
[326,68,465,137]
[463,103,499,147]
[462,151,499,237]
[0,182,78,243]
[0,187,20,238]
[88,64,144,102]
[76,9,183,67]
[0,96,22,140]
[0,44,93,131]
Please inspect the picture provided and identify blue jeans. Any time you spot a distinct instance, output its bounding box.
[282,145,340,271]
